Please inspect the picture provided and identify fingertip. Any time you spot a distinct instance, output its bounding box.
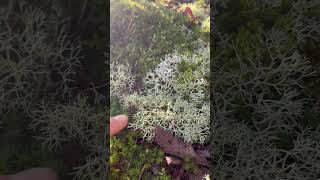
[110,114,129,136]
[112,114,128,121]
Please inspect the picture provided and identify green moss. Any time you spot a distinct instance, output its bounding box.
[110,131,169,179]
[111,0,208,78]
[182,157,198,174]
[177,59,204,85]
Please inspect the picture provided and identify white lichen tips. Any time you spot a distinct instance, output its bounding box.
[111,44,210,144]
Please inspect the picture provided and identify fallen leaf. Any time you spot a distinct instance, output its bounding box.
[155,126,209,167]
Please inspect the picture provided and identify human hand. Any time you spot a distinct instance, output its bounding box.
[0,168,58,180]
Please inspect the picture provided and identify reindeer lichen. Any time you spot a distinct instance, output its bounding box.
[111,43,210,144]
[0,2,81,115]
[211,0,320,178]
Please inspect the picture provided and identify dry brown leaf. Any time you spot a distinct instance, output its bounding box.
[154,126,209,167]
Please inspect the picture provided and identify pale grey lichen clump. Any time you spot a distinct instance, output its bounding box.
[0,3,107,179]
[211,29,319,179]
[30,96,107,179]
[0,4,81,115]
[111,43,210,144]
[110,62,135,99]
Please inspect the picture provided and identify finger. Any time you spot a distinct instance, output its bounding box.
[7,168,58,180]
[110,115,128,136]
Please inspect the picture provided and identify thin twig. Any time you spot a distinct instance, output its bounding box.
[138,164,147,180]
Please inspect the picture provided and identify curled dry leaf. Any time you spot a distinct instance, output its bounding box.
[155,126,209,167]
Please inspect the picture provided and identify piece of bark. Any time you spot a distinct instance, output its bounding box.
[155,126,209,167]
